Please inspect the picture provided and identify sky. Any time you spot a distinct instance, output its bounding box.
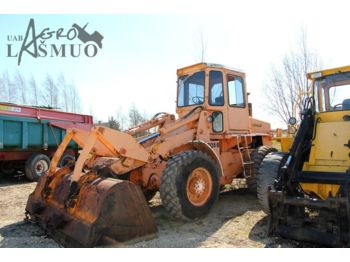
[1,1,350,128]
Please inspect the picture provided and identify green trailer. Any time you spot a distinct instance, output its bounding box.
[0,103,93,181]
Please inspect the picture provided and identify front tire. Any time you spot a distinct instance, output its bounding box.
[247,146,277,193]
[160,151,220,220]
[257,152,286,213]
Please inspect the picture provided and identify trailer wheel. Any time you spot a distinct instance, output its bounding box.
[59,153,75,167]
[160,150,219,220]
[25,154,50,182]
[246,146,277,193]
[257,152,286,214]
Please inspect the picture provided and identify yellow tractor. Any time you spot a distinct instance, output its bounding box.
[259,65,350,246]
[26,63,275,247]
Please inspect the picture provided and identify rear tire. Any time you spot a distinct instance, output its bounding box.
[25,154,50,182]
[257,152,286,214]
[160,150,219,220]
[59,153,75,167]
[247,146,277,193]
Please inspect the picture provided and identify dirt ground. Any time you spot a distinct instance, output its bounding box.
[0,177,314,248]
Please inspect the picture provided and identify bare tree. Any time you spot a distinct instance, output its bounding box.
[57,74,69,111]
[29,75,39,105]
[14,70,27,104]
[2,70,17,103]
[69,81,81,113]
[56,75,82,113]
[107,116,121,130]
[0,71,83,113]
[128,104,146,127]
[115,106,127,131]
[0,75,5,101]
[44,74,58,108]
[264,30,321,125]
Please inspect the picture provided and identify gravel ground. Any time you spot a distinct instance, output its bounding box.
[0,177,314,248]
[0,178,59,248]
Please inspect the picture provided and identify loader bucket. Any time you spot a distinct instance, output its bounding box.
[25,167,158,247]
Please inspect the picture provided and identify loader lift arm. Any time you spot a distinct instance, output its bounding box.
[126,112,174,136]
[49,126,151,183]
[275,98,315,193]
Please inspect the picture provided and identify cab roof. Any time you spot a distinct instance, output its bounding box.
[177,62,245,76]
[307,65,350,80]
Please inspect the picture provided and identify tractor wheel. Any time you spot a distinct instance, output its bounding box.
[59,153,75,167]
[257,152,286,214]
[246,146,277,193]
[25,154,50,182]
[160,150,220,220]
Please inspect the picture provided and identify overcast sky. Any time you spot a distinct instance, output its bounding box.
[1,1,350,128]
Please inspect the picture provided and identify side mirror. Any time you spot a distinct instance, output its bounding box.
[288,117,297,126]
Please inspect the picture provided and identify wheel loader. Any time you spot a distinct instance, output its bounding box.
[259,65,350,247]
[25,63,274,247]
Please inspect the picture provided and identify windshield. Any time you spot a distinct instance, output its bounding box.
[177,71,205,107]
[314,72,350,112]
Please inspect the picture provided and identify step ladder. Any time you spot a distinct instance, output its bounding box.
[237,135,253,178]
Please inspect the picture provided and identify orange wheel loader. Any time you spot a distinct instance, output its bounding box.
[26,63,275,247]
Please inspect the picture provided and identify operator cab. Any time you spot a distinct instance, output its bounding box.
[176,63,250,133]
[309,67,350,113]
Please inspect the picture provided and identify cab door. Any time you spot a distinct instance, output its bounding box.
[207,70,225,133]
[226,74,249,131]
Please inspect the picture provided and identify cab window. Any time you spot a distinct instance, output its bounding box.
[177,71,205,107]
[314,72,350,111]
[228,75,245,107]
[329,85,350,110]
[209,71,224,106]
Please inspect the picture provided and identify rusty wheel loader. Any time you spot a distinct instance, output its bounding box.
[26,63,274,247]
[259,65,350,247]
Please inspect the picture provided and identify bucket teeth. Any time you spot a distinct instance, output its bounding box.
[26,171,157,247]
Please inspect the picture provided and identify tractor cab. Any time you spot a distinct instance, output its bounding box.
[176,63,251,133]
[309,66,350,113]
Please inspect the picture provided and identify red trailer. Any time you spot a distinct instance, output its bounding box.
[0,103,93,181]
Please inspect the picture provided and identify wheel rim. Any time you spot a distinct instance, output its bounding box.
[34,160,49,176]
[186,167,212,206]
